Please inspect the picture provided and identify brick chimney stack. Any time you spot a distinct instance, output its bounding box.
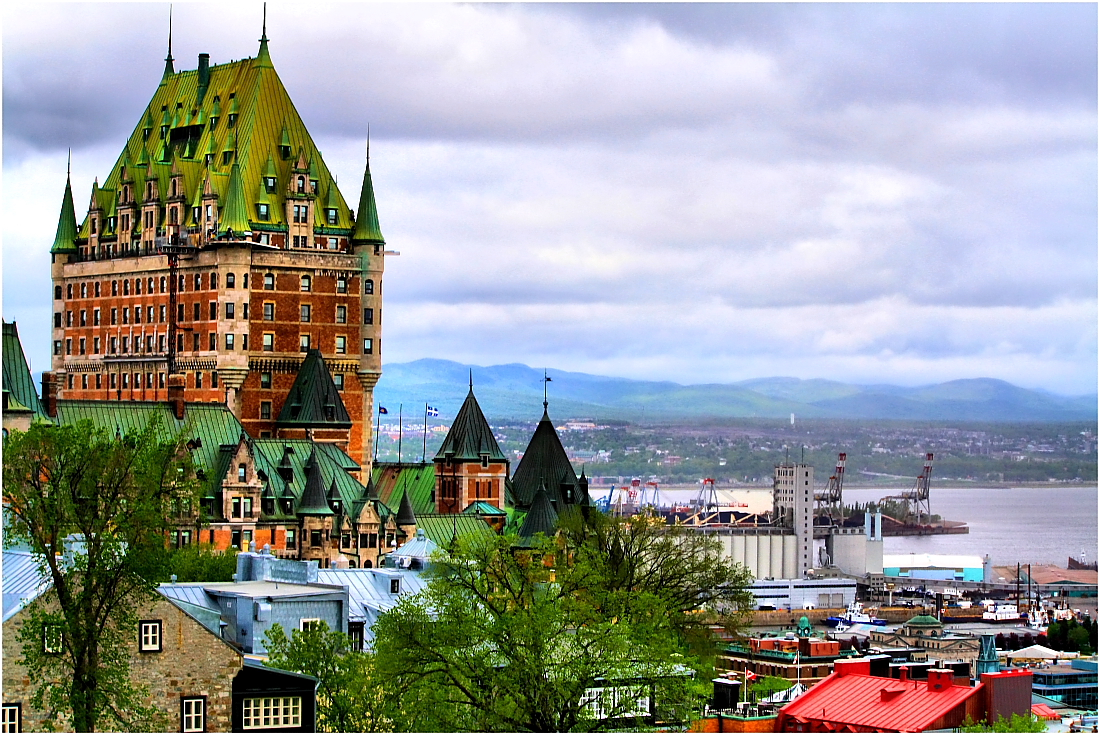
[41,371,59,418]
[168,374,186,419]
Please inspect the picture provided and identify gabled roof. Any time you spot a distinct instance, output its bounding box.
[2,550,53,622]
[463,501,506,516]
[372,463,436,516]
[2,321,47,419]
[433,387,506,463]
[414,514,496,548]
[76,38,353,239]
[511,407,578,510]
[276,350,352,428]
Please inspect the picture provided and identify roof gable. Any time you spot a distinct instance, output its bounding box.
[276,350,352,428]
[2,321,47,419]
[433,388,506,463]
[511,408,578,509]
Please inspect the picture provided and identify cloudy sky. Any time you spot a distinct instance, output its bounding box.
[5,3,1097,395]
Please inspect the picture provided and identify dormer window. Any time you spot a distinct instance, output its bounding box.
[204,153,213,166]
[326,209,337,225]
[310,180,318,194]
[257,203,269,220]
[227,113,237,128]
[238,464,246,482]
[146,182,153,199]
[222,151,232,166]
[280,145,291,160]
[264,177,276,193]
[297,177,305,194]
[481,454,490,468]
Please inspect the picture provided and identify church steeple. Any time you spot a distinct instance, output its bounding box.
[352,136,384,244]
[51,155,78,254]
[255,3,273,69]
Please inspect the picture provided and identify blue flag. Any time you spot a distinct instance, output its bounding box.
[378,406,389,414]
[426,406,439,417]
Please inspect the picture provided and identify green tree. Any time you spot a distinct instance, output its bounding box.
[749,675,794,700]
[163,544,239,582]
[3,421,198,732]
[264,622,392,732]
[959,713,1047,732]
[374,513,750,732]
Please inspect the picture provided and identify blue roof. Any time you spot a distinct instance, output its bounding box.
[316,567,427,635]
[2,550,53,622]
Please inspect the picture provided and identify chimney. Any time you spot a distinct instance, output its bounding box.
[168,373,186,419]
[41,371,60,417]
[927,669,954,692]
[197,53,210,102]
[899,665,909,682]
[833,658,871,678]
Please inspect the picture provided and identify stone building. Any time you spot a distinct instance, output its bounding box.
[773,462,814,578]
[432,384,511,514]
[45,27,386,473]
[2,549,318,732]
[870,614,981,673]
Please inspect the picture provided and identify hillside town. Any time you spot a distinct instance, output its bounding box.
[2,15,1096,735]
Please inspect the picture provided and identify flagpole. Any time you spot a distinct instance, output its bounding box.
[423,403,428,464]
[373,403,381,462]
[398,403,403,464]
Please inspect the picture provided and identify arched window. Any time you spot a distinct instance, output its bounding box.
[300,275,311,292]
[194,273,202,291]
[66,283,73,299]
[226,273,236,288]
[243,273,249,289]
[111,280,118,296]
[297,176,305,193]
[80,283,87,298]
[364,279,374,295]
[55,285,63,300]
[170,179,177,197]
[123,280,130,296]
[148,278,154,293]
[160,277,166,293]
[135,279,142,295]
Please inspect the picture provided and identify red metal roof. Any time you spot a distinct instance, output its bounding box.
[778,670,981,733]
[1032,703,1060,720]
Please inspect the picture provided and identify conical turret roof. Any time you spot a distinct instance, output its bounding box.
[396,488,417,527]
[218,156,252,236]
[352,152,384,244]
[511,406,578,510]
[434,386,506,462]
[519,481,559,539]
[297,449,334,516]
[51,169,79,254]
[276,350,352,428]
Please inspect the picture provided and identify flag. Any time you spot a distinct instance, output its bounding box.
[544,375,552,382]
[745,670,757,682]
[378,406,389,415]
[426,405,439,417]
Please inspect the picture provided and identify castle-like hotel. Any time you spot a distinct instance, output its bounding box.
[4,27,590,568]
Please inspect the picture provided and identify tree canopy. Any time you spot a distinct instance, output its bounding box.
[3,420,199,732]
[372,508,752,732]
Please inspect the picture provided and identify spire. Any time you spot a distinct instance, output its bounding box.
[255,3,273,69]
[218,146,251,237]
[351,136,385,244]
[276,350,352,428]
[519,481,559,539]
[162,6,175,80]
[51,157,78,254]
[396,488,417,527]
[297,449,334,516]
[433,384,507,463]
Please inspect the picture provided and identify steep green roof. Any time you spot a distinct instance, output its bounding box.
[373,463,436,516]
[905,615,943,627]
[251,439,374,522]
[276,350,352,429]
[217,157,251,236]
[463,501,505,516]
[518,482,558,539]
[2,322,46,420]
[434,387,506,462]
[51,170,78,254]
[351,153,384,244]
[396,488,417,526]
[415,513,495,548]
[297,449,334,516]
[78,38,354,239]
[511,407,579,510]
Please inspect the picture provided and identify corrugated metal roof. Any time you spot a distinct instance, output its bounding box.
[415,514,495,548]
[779,671,979,732]
[316,568,427,623]
[3,550,53,622]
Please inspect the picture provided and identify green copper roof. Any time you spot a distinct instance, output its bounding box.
[297,449,334,516]
[51,171,79,254]
[463,501,505,516]
[905,615,943,626]
[414,513,495,548]
[252,439,371,521]
[511,407,579,510]
[276,350,352,428]
[218,158,252,236]
[79,40,353,238]
[373,463,436,516]
[351,154,384,244]
[434,387,506,462]
[518,482,558,539]
[2,322,46,419]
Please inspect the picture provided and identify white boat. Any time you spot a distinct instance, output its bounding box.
[826,601,887,627]
[983,602,1025,621]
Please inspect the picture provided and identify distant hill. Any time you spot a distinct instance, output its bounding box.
[373,359,1098,423]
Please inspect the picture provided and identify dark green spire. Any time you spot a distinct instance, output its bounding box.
[352,142,384,244]
[161,7,174,81]
[276,350,352,428]
[434,386,506,462]
[297,449,334,516]
[255,4,273,69]
[511,406,579,510]
[218,153,252,237]
[518,481,558,539]
[51,160,78,254]
[396,489,417,527]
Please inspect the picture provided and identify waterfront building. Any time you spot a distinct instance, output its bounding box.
[717,617,861,686]
[869,614,981,674]
[773,462,813,578]
[45,27,385,473]
[748,577,856,611]
[883,553,986,582]
[1030,659,1098,709]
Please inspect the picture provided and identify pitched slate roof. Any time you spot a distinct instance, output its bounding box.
[372,463,436,516]
[511,407,579,510]
[518,482,559,539]
[433,387,506,462]
[2,321,47,419]
[76,39,355,239]
[276,350,352,429]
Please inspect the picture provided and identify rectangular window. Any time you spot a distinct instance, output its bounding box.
[79,338,86,355]
[241,697,301,730]
[257,203,269,220]
[193,303,201,321]
[43,624,64,654]
[178,304,186,322]
[262,333,274,352]
[336,305,347,324]
[79,310,86,326]
[232,497,242,518]
[192,333,200,351]
[119,337,127,354]
[335,336,346,354]
[225,333,235,350]
[93,308,100,326]
[299,334,310,352]
[333,373,344,391]
[1,703,21,733]
[209,333,217,350]
[363,338,373,354]
[122,307,129,325]
[285,529,296,549]
[390,578,400,594]
[336,276,347,293]
[159,335,167,352]
[300,304,311,322]
[300,618,322,632]
[260,402,272,420]
[209,302,218,320]
[53,340,61,356]
[311,530,323,547]
[181,697,205,733]
[260,372,272,389]
[225,302,235,319]
[263,303,274,321]
[363,307,373,325]
[195,372,203,389]
[93,337,101,354]
[139,620,162,652]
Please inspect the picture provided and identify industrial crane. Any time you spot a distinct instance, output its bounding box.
[814,452,846,524]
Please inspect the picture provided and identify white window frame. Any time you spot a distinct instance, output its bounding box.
[43,624,64,654]
[300,618,322,632]
[139,620,162,652]
[242,696,301,730]
[1,703,21,733]
[181,696,205,733]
